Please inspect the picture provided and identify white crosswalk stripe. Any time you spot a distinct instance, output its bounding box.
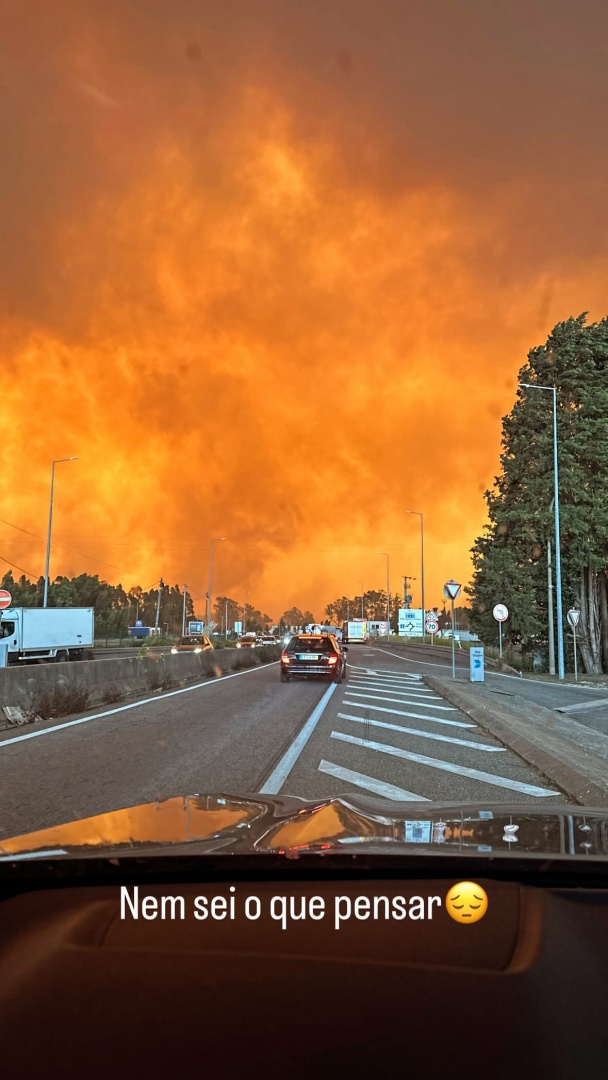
[330,731,561,797]
[310,665,563,801]
[318,760,428,801]
[337,712,506,752]
[347,679,437,697]
[345,690,458,711]
[341,700,476,727]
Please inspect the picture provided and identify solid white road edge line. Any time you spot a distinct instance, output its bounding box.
[0,662,279,750]
[259,682,338,795]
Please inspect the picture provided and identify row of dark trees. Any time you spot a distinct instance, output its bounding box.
[0,572,283,637]
[212,597,273,634]
[467,313,608,674]
[0,571,194,637]
[322,592,470,632]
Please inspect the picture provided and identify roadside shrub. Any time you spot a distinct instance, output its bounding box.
[101,684,125,704]
[257,645,282,663]
[231,652,260,671]
[28,682,90,721]
[147,666,176,691]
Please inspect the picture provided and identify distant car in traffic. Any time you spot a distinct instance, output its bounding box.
[236,633,258,649]
[280,633,348,683]
[171,635,214,654]
[258,634,278,646]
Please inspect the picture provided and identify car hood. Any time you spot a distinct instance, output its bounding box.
[1,793,607,860]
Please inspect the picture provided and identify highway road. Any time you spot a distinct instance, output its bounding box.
[0,645,569,840]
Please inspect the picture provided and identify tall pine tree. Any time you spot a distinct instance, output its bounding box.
[468,314,608,673]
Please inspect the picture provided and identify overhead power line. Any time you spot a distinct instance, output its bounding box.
[0,517,144,578]
[0,554,38,578]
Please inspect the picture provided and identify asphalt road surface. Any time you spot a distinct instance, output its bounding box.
[0,645,570,840]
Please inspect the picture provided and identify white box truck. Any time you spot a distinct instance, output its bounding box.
[341,620,368,644]
[0,608,94,664]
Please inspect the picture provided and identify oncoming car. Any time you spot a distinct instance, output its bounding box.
[171,635,214,654]
[280,633,348,683]
[236,633,258,649]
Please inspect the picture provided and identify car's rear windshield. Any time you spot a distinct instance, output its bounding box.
[287,637,336,654]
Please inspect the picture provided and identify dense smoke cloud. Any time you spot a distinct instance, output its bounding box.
[2,1,607,615]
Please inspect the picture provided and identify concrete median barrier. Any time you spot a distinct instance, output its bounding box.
[0,647,281,727]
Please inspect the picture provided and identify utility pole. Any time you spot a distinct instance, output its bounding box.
[403,576,415,608]
[155,579,163,630]
[182,585,187,637]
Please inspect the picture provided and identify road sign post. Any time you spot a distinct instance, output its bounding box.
[443,581,462,678]
[492,604,509,659]
[426,615,438,646]
[567,609,580,682]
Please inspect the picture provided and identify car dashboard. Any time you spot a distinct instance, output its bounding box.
[1,853,607,1078]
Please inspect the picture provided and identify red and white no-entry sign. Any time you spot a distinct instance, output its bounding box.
[0,589,12,610]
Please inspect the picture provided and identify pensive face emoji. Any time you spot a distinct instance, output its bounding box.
[445,882,488,924]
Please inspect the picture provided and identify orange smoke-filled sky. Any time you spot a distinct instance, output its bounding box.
[2,0,608,618]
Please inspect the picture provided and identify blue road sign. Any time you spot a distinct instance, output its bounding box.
[470,646,484,683]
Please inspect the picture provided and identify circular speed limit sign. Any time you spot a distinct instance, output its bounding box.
[426,621,439,635]
[492,604,509,622]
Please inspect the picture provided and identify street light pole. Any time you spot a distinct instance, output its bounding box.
[43,457,78,607]
[404,510,425,643]
[207,537,226,631]
[154,579,163,630]
[381,554,390,639]
[519,383,565,680]
[182,585,187,637]
[357,580,364,620]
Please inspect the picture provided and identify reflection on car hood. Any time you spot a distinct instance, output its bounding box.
[1,793,608,860]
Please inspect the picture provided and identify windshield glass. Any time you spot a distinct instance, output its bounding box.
[2,1,608,864]
[287,637,336,654]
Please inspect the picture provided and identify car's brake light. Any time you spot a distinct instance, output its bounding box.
[281,656,290,664]
[328,656,338,664]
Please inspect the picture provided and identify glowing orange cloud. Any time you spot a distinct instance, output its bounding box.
[2,3,607,618]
